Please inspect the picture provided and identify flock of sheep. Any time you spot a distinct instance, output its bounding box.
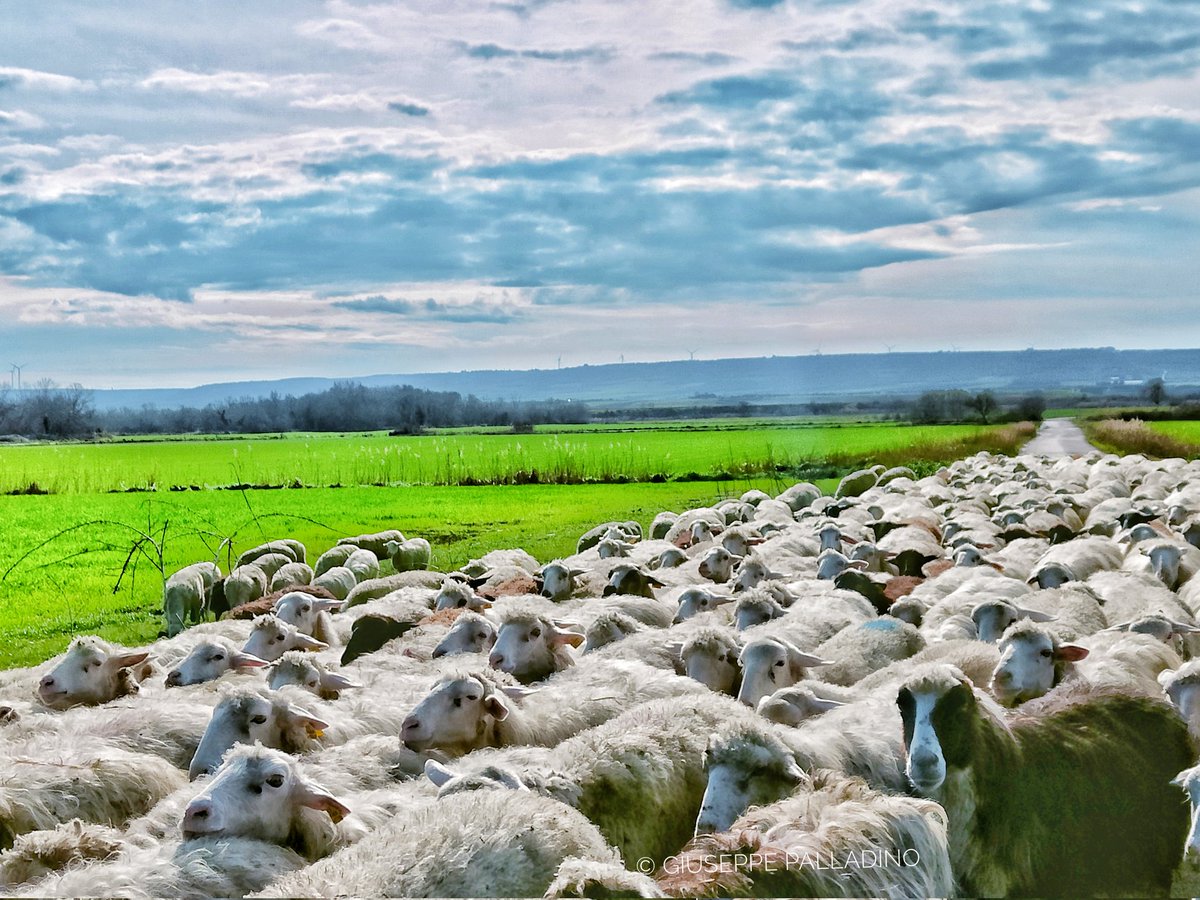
[3,450,1200,897]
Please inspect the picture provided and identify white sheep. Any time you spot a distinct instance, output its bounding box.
[273,592,343,646]
[313,544,360,577]
[431,611,497,659]
[269,561,314,592]
[1027,536,1124,588]
[165,639,267,687]
[343,548,381,583]
[241,615,327,664]
[337,530,405,560]
[36,637,151,710]
[162,570,207,638]
[311,565,358,601]
[386,537,432,573]
[236,540,306,568]
[267,652,361,700]
[220,564,269,609]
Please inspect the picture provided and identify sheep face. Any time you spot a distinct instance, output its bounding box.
[990,628,1088,707]
[815,549,867,581]
[695,745,806,835]
[241,616,327,663]
[401,675,515,755]
[273,593,343,636]
[1032,563,1073,589]
[757,687,845,726]
[38,638,150,710]
[653,548,688,569]
[732,596,782,631]
[432,614,497,658]
[166,640,267,687]
[182,746,348,844]
[730,559,779,593]
[1144,544,1185,588]
[537,563,579,601]
[1160,665,1200,736]
[736,638,830,708]
[673,587,728,623]
[896,672,976,795]
[596,539,631,559]
[189,691,328,780]
[267,655,359,698]
[818,524,843,552]
[434,581,490,613]
[721,528,762,558]
[602,565,664,598]
[489,617,582,683]
[582,615,638,652]
[697,547,740,584]
[682,640,741,695]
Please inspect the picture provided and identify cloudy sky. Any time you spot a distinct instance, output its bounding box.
[2,0,1198,388]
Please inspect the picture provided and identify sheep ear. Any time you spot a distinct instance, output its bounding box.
[1171,621,1200,635]
[810,696,845,713]
[1106,622,1132,633]
[712,594,737,607]
[294,635,329,652]
[645,573,667,588]
[500,685,538,700]
[1053,644,1089,662]
[1171,770,1192,789]
[664,640,684,658]
[483,693,511,721]
[297,781,351,824]
[848,559,869,571]
[568,568,587,578]
[109,652,150,670]
[550,626,585,648]
[291,709,331,738]
[782,758,808,785]
[321,672,361,691]
[424,759,455,788]
[1016,607,1057,623]
[783,642,832,668]
[230,652,269,669]
[314,599,344,612]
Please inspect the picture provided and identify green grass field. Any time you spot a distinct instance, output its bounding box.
[0,418,1036,670]
[1149,421,1200,446]
[0,422,1007,494]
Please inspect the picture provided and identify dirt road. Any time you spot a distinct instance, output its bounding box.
[1020,418,1098,456]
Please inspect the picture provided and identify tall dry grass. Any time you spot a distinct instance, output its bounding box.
[1086,419,1200,459]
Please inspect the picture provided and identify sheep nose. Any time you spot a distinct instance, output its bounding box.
[401,715,419,734]
[182,799,217,834]
[39,675,55,689]
[993,669,1013,685]
[488,652,504,669]
[540,589,553,598]
[431,647,446,659]
[165,670,182,686]
[694,816,718,836]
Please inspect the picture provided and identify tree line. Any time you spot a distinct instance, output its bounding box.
[0,381,588,438]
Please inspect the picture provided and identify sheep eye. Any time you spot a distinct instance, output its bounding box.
[457,599,467,608]
[265,774,285,788]
[700,599,709,607]
[307,679,319,688]
[530,627,541,638]
[301,606,310,614]
[774,660,785,667]
[250,714,268,725]
[1040,649,1053,658]
[212,654,225,662]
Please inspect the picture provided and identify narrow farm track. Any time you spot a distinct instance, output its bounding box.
[1020,418,1099,456]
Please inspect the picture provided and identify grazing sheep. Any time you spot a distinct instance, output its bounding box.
[268,652,361,700]
[313,544,360,577]
[221,564,269,609]
[36,637,151,710]
[427,693,763,866]
[400,660,707,756]
[241,615,327,664]
[254,786,616,899]
[243,552,293,581]
[431,611,497,659]
[273,592,342,646]
[165,639,267,687]
[269,562,314,592]
[343,548,381,583]
[311,565,357,601]
[237,540,306,568]
[659,771,952,900]
[162,570,207,638]
[338,530,406,560]
[898,665,1191,896]
[386,537,432,573]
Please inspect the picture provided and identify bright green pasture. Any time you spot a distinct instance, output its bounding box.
[1149,421,1200,448]
[0,479,804,670]
[0,422,1001,494]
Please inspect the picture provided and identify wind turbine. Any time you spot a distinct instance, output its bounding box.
[10,363,26,391]
[884,344,896,353]
[687,350,696,361]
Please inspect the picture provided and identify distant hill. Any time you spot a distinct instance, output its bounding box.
[86,348,1200,412]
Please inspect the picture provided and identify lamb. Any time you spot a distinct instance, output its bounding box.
[273,592,342,646]
[337,529,405,559]
[165,639,267,687]
[400,660,707,756]
[267,652,360,700]
[426,693,763,866]
[385,537,432,572]
[36,637,151,710]
[269,562,314,592]
[18,746,351,899]
[220,564,269,609]
[241,615,327,664]
[252,785,617,899]
[898,664,1191,896]
[659,771,952,900]
[162,569,207,638]
[236,540,306,568]
[311,565,357,601]
[431,612,497,659]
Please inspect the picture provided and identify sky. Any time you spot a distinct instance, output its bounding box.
[1,0,1198,388]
